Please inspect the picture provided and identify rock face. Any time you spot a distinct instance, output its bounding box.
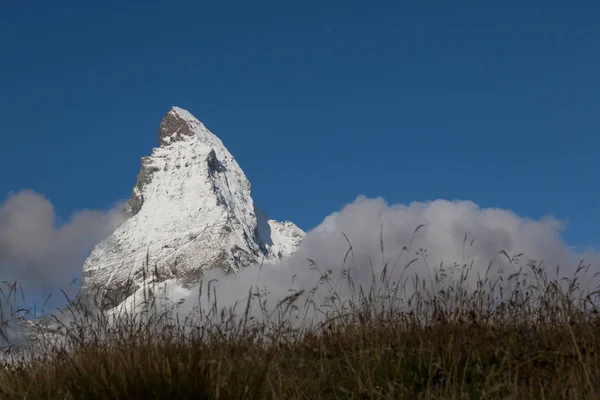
[81,107,304,309]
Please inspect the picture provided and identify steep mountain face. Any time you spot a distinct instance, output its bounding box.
[81,107,304,309]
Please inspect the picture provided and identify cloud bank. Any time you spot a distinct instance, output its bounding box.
[2,191,599,332]
[153,196,600,326]
[0,190,128,303]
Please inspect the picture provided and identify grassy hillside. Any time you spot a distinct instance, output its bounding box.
[1,253,599,399]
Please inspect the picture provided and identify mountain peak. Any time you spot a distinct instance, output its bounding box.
[158,106,218,148]
[81,107,304,310]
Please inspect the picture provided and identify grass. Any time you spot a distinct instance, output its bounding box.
[1,234,600,399]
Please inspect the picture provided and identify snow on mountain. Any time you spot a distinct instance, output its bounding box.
[80,107,304,309]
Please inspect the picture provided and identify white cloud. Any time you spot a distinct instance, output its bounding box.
[161,196,600,327]
[4,192,599,337]
[0,190,128,301]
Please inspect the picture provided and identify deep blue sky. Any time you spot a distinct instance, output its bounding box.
[1,1,599,248]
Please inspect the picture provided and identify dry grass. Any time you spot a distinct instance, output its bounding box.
[1,240,600,399]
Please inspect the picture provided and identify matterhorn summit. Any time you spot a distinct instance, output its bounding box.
[81,107,304,309]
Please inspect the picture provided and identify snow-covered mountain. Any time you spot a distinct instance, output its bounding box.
[80,107,304,309]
